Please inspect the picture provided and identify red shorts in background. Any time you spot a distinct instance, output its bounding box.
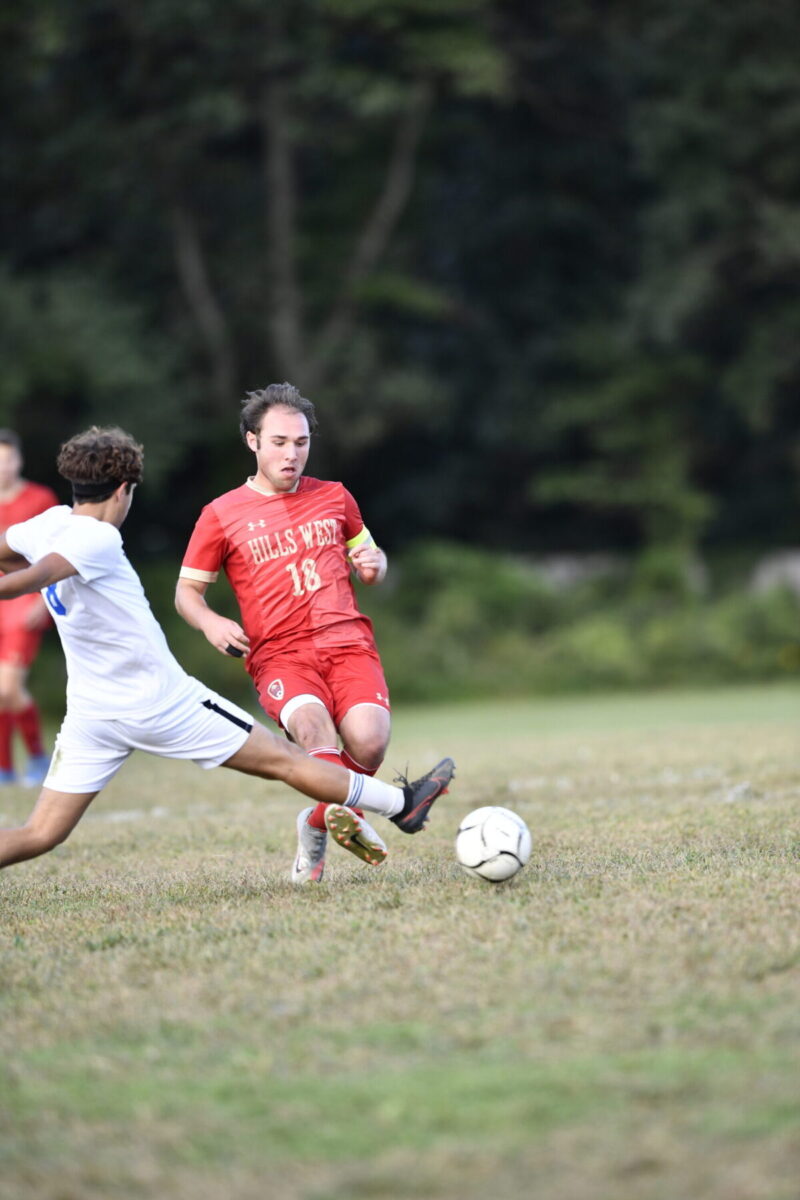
[254,643,390,731]
[0,595,50,668]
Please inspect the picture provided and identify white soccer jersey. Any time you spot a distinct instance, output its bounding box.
[7,506,194,719]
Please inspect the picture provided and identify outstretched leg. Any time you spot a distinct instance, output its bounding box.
[222,722,454,829]
[0,788,97,868]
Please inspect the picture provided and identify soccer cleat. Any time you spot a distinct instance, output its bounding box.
[290,806,327,884]
[0,767,17,786]
[21,754,50,788]
[391,757,455,834]
[324,805,388,867]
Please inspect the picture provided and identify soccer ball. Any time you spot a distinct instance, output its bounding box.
[455,806,532,882]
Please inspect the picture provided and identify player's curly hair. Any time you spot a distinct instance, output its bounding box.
[57,426,144,502]
[239,382,318,443]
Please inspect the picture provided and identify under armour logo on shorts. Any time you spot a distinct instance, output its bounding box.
[267,679,284,701]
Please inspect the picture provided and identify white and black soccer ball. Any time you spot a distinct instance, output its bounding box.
[455,806,532,882]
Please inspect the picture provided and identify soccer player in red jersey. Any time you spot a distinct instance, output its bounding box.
[0,431,58,786]
[176,384,402,882]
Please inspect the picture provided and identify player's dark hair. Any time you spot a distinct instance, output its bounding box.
[57,426,144,503]
[0,429,22,453]
[239,383,318,443]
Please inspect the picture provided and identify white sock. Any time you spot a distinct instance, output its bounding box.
[345,770,404,818]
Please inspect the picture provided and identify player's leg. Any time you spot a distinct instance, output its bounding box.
[319,650,392,860]
[283,696,339,755]
[136,680,453,850]
[339,704,391,773]
[223,722,398,816]
[330,646,392,773]
[222,721,454,833]
[0,788,98,867]
[0,611,50,786]
[280,698,349,883]
[228,722,451,847]
[0,710,132,868]
[13,672,50,787]
[0,661,17,783]
[255,663,381,881]
[283,698,391,877]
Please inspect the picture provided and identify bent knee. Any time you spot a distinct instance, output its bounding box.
[24,819,71,855]
[345,737,388,772]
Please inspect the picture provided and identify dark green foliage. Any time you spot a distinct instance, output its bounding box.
[1,0,799,557]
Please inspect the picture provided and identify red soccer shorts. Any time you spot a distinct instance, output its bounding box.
[0,595,48,668]
[254,643,390,731]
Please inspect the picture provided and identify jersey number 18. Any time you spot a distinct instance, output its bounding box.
[285,559,322,597]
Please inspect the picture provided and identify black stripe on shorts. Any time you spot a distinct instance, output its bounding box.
[202,698,253,733]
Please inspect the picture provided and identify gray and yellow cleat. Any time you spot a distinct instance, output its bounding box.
[325,805,388,867]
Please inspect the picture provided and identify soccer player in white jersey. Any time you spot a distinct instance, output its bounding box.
[176,384,397,884]
[0,426,454,871]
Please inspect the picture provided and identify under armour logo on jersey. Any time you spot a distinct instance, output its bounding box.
[267,679,284,701]
[247,519,267,531]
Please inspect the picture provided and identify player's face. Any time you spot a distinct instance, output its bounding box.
[247,406,311,494]
[0,444,22,492]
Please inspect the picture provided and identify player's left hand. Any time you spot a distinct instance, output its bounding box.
[350,545,387,585]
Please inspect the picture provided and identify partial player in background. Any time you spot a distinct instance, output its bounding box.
[0,430,58,786]
[0,426,454,871]
[176,383,400,883]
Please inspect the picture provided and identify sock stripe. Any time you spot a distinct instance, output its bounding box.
[346,771,365,809]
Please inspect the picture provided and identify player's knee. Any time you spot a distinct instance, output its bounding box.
[25,818,71,855]
[346,735,388,772]
[288,710,335,749]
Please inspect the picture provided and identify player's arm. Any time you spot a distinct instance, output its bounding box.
[0,550,77,601]
[0,535,30,573]
[343,492,387,586]
[175,576,250,658]
[0,534,54,627]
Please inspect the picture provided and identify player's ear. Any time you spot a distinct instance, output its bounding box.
[245,430,259,453]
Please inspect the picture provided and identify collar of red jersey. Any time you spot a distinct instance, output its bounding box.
[245,476,302,497]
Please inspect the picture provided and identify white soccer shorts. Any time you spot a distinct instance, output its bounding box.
[44,679,254,794]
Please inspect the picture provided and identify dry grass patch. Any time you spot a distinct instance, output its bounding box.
[0,684,798,1199]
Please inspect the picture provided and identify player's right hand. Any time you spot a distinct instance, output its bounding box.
[204,616,249,659]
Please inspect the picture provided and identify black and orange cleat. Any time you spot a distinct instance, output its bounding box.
[391,757,455,833]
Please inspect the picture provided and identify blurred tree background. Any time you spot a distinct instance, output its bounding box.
[1,0,798,708]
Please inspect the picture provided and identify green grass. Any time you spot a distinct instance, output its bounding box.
[0,684,798,1199]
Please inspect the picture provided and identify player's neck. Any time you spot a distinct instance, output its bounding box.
[72,500,126,528]
[0,478,25,503]
[247,474,302,497]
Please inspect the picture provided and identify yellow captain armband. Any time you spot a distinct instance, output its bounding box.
[346,527,375,557]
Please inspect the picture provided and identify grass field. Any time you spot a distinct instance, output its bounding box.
[1,684,798,1200]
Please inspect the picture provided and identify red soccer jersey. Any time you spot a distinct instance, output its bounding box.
[180,477,378,674]
[0,480,59,536]
[0,479,60,636]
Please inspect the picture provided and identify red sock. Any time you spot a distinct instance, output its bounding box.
[0,711,13,771]
[307,748,345,829]
[341,748,379,778]
[15,702,44,757]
